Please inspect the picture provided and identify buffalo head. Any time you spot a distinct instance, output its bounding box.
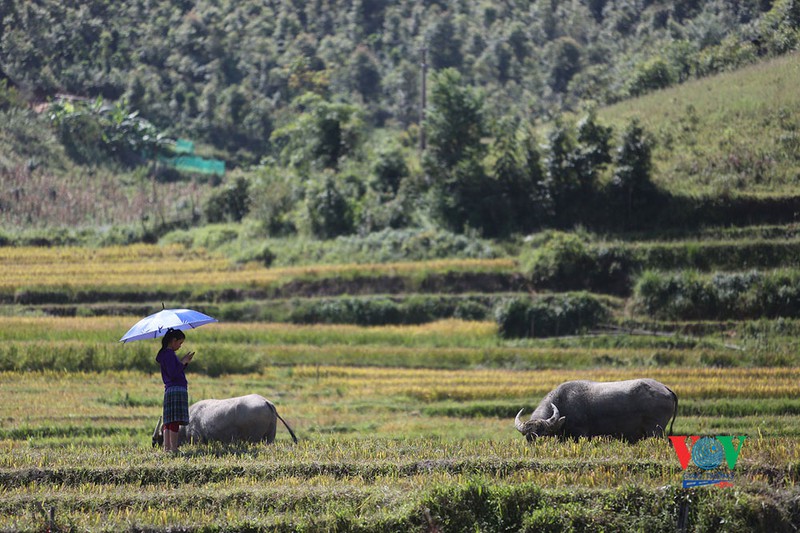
[515,403,566,441]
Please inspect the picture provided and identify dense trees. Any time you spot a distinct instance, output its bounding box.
[1,0,798,238]
[2,0,795,157]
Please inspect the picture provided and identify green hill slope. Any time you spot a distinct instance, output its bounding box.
[599,51,800,197]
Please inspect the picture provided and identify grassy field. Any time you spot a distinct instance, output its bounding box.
[1,236,800,531]
[2,366,799,531]
[1,314,799,531]
[2,35,800,533]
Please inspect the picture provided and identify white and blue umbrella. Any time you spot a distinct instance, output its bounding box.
[119,308,218,343]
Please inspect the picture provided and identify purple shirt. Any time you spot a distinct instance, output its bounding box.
[156,347,188,389]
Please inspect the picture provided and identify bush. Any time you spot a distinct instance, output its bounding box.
[632,269,800,320]
[627,57,675,96]
[203,176,251,223]
[304,172,354,238]
[263,228,502,266]
[520,232,595,288]
[520,232,634,294]
[289,296,402,326]
[494,292,611,338]
[286,295,495,326]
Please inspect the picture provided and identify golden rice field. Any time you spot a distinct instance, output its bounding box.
[1,360,799,532]
[1,315,799,531]
[0,244,515,294]
[0,244,798,531]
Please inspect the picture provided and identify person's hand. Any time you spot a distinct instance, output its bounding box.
[182,351,195,364]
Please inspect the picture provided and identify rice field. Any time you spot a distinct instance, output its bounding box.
[0,245,515,296]
[1,319,799,531]
[0,245,799,531]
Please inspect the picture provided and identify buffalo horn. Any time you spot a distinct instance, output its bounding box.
[151,416,163,445]
[514,408,526,432]
[547,403,560,425]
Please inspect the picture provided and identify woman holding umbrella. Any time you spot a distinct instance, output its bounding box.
[156,328,195,453]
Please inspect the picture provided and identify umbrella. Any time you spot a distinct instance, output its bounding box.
[119,308,218,343]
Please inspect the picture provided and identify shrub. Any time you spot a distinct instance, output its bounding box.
[285,295,496,326]
[520,232,596,289]
[203,176,251,223]
[520,231,634,294]
[275,228,501,266]
[494,293,611,338]
[289,296,402,326]
[627,56,675,96]
[632,269,800,320]
[304,172,355,238]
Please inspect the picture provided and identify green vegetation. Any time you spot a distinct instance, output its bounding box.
[1,3,800,244]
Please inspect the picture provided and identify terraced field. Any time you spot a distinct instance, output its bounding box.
[1,243,799,531]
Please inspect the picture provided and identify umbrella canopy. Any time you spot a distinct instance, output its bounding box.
[120,308,218,343]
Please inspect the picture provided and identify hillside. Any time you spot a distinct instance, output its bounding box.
[599,51,800,197]
[3,0,795,149]
[1,1,799,245]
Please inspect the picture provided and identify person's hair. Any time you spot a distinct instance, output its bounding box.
[161,328,186,349]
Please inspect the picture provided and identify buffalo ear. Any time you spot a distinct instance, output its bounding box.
[552,416,566,433]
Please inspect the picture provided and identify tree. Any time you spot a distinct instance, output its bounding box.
[576,109,613,173]
[627,57,676,97]
[518,123,552,229]
[548,37,583,93]
[270,92,363,171]
[423,69,494,234]
[488,117,544,235]
[371,142,408,197]
[543,117,580,226]
[348,45,382,101]
[425,14,463,70]
[424,69,486,171]
[47,96,166,166]
[610,119,656,228]
[305,171,354,238]
[204,176,251,223]
[249,166,300,237]
[587,0,608,22]
[573,108,613,215]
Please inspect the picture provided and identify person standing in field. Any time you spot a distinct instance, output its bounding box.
[156,328,194,453]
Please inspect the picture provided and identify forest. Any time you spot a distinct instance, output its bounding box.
[1,0,799,246]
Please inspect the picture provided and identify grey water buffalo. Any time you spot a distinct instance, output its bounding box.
[515,379,678,443]
[152,394,298,447]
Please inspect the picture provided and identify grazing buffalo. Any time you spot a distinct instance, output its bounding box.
[515,379,678,443]
[153,394,298,447]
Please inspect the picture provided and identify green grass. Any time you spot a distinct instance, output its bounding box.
[599,52,800,197]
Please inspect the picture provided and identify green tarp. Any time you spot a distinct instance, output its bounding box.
[159,155,225,175]
[158,138,225,175]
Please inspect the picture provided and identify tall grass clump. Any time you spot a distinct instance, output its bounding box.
[164,226,504,266]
